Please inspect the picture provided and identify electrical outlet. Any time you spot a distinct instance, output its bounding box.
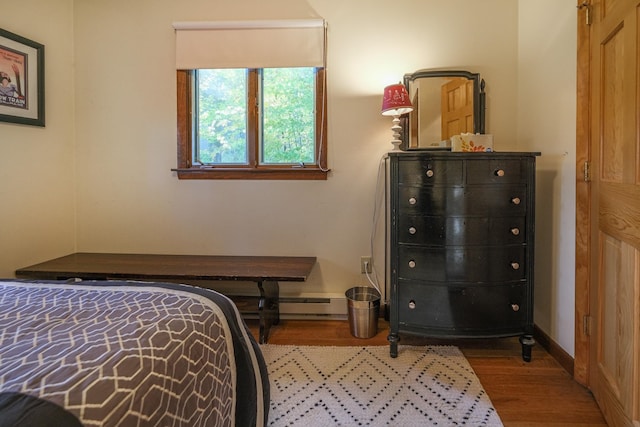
[360,256,372,274]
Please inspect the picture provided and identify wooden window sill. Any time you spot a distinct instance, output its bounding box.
[172,167,329,180]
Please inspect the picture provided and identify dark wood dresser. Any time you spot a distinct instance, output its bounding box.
[387,151,540,361]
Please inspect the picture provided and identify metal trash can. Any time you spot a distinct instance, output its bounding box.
[345,286,381,338]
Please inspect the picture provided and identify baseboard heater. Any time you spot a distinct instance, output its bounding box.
[230,293,348,319]
[279,297,330,303]
[279,295,347,318]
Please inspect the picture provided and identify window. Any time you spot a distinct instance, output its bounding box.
[175,67,327,179]
[172,19,328,180]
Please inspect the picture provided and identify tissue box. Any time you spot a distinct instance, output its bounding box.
[451,133,494,152]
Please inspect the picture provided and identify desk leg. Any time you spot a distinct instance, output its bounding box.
[257,280,279,344]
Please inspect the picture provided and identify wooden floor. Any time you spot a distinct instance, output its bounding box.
[247,318,608,427]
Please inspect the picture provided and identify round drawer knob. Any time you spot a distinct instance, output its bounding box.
[408,300,416,309]
[408,227,417,235]
[495,169,505,177]
[511,304,520,312]
[426,170,434,178]
[511,228,520,236]
[408,197,417,205]
[511,197,521,205]
[511,262,520,270]
[408,260,416,268]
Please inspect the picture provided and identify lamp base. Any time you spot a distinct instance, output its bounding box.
[390,140,402,151]
[388,114,403,151]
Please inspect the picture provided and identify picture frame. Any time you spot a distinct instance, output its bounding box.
[0,28,45,127]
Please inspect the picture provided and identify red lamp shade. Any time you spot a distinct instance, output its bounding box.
[381,84,413,116]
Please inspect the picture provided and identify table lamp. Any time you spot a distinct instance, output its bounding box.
[381,83,413,151]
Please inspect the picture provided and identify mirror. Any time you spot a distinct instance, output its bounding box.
[401,70,485,150]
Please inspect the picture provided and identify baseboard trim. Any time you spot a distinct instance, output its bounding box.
[533,324,574,376]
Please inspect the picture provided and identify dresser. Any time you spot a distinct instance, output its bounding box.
[387,151,540,361]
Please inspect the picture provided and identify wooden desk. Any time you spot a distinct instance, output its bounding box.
[15,252,316,343]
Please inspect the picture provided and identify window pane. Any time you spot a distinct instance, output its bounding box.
[262,68,315,164]
[196,69,247,164]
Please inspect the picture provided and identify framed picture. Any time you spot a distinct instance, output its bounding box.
[0,28,45,127]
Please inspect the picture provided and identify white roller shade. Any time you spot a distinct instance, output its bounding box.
[173,19,326,69]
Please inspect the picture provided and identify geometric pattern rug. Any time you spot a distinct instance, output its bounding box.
[260,345,503,426]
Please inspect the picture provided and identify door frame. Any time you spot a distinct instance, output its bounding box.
[574,0,591,387]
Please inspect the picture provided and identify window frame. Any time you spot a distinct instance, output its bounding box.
[174,68,328,180]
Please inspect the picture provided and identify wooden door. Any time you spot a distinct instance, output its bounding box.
[585,0,640,425]
[440,78,474,140]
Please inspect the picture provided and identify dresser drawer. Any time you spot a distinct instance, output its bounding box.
[397,282,528,333]
[465,158,525,183]
[398,245,527,282]
[398,215,527,246]
[398,158,463,186]
[398,185,527,216]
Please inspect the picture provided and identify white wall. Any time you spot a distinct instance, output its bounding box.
[518,0,577,356]
[0,0,76,276]
[0,0,578,356]
[71,0,520,297]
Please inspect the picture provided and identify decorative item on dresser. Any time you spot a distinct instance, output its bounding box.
[387,151,540,361]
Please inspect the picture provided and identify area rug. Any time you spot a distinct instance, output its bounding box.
[260,345,503,427]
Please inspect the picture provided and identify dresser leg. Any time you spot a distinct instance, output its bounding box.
[388,333,399,358]
[519,334,535,362]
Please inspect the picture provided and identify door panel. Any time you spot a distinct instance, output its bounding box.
[598,235,635,414]
[601,25,624,182]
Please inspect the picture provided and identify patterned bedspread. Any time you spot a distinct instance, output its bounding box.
[0,280,269,427]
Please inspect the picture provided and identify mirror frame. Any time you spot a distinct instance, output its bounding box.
[401,69,486,150]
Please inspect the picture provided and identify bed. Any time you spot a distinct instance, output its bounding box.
[0,279,269,427]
